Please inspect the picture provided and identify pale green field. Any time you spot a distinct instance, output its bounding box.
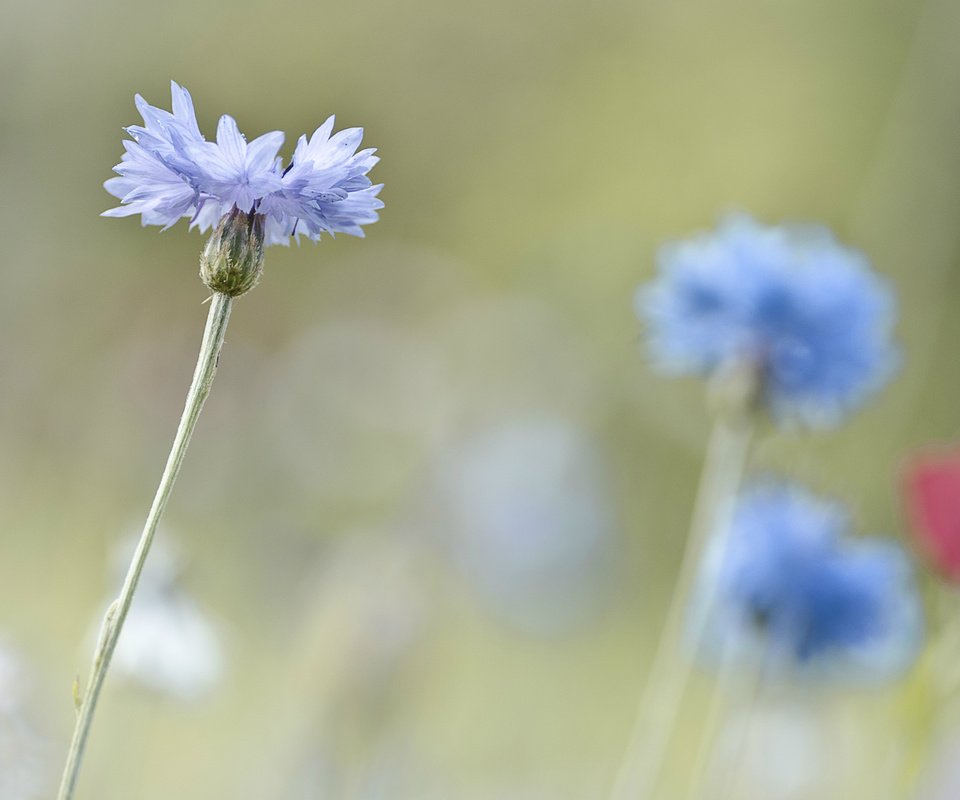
[1,0,959,797]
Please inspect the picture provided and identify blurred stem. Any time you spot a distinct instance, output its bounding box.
[57,292,234,800]
[928,583,960,696]
[609,378,755,800]
[709,665,765,800]
[897,582,960,796]
[684,627,742,800]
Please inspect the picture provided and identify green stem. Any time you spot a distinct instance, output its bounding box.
[57,292,234,800]
[609,408,754,800]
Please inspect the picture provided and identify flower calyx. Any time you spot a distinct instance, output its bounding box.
[199,207,265,297]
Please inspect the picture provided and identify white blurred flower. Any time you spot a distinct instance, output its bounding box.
[0,639,24,717]
[918,730,960,800]
[112,589,224,701]
[101,533,225,701]
[705,699,880,800]
[714,705,823,799]
[0,639,47,800]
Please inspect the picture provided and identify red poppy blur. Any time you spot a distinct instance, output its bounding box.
[903,450,960,582]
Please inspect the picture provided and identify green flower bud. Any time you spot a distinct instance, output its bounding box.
[199,209,266,297]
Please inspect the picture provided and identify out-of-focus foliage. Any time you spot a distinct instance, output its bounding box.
[2,0,960,797]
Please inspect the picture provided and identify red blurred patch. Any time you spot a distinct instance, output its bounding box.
[903,451,960,582]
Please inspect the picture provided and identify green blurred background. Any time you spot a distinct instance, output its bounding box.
[2,0,960,797]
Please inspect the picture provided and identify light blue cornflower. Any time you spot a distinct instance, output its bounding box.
[103,81,383,246]
[637,215,898,427]
[693,481,922,682]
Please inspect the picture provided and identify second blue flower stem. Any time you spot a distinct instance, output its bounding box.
[609,402,754,800]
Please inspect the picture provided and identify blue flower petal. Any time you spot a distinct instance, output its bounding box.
[102,83,382,246]
[638,215,898,427]
[692,481,923,683]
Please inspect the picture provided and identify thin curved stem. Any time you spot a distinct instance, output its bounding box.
[57,292,234,800]
[608,410,754,800]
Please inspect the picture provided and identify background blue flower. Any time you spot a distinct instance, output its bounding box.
[432,416,618,635]
[692,481,923,682]
[103,82,383,245]
[638,215,899,427]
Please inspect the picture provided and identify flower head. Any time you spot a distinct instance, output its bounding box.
[902,448,960,582]
[693,481,922,682]
[637,215,898,427]
[103,81,383,247]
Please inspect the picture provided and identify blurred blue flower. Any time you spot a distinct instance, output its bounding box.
[437,416,618,635]
[694,481,922,681]
[637,215,898,426]
[103,81,383,245]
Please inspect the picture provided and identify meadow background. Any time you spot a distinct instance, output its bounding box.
[2,0,960,797]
